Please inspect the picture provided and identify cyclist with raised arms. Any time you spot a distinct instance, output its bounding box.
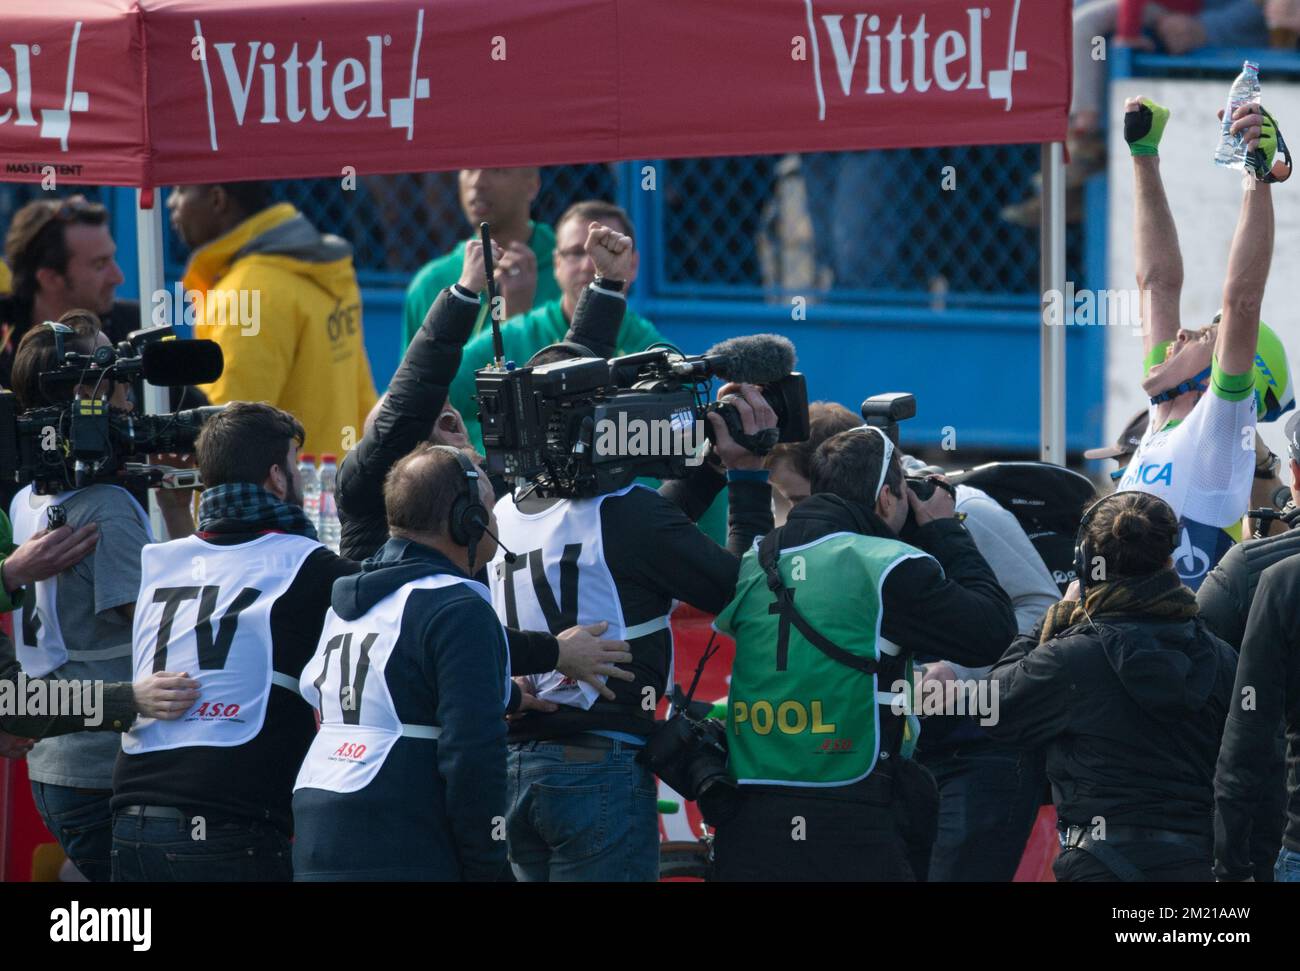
[1117,94,1291,590]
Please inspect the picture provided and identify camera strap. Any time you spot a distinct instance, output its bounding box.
[757,533,879,676]
[681,632,722,708]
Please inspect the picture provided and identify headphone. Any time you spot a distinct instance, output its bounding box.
[44,320,74,363]
[431,445,488,550]
[1072,491,1177,598]
[525,340,596,366]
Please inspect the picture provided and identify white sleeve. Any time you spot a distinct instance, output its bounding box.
[1177,389,1257,528]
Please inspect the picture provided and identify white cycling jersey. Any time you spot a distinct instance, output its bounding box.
[1117,366,1256,590]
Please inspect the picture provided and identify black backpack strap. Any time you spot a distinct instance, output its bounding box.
[757,533,878,676]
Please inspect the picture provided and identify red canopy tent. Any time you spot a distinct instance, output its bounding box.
[1,0,1073,456]
[1,0,1071,877]
[4,0,1068,183]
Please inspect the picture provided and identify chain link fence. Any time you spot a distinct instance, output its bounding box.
[1,147,1082,306]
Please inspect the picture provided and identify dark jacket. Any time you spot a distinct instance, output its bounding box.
[336,287,479,563]
[986,610,1237,838]
[1197,513,1300,650]
[1214,556,1300,880]
[1197,519,1297,880]
[291,538,509,881]
[112,532,358,835]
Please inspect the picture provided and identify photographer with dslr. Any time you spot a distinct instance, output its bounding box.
[336,228,640,702]
[711,424,1015,881]
[4,312,193,880]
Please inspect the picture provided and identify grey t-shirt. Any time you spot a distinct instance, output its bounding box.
[20,485,149,789]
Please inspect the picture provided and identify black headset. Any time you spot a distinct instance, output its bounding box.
[432,445,488,548]
[44,320,74,362]
[1073,491,1177,597]
[1073,493,1116,598]
[525,340,596,366]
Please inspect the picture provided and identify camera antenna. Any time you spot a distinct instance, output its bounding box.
[480,222,506,367]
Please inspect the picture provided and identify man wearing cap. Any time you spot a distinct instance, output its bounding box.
[1116,94,1291,590]
[1085,409,1150,483]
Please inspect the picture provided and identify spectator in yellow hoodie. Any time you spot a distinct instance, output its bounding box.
[167,182,377,458]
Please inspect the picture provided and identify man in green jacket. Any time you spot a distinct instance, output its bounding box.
[448,200,665,452]
[402,167,558,351]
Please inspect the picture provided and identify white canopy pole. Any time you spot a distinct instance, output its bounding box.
[136,188,168,539]
[1039,141,1067,465]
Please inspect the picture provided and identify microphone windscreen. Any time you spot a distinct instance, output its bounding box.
[142,339,224,386]
[705,334,796,385]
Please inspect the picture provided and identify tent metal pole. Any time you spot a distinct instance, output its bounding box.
[1039,141,1067,466]
[137,189,169,538]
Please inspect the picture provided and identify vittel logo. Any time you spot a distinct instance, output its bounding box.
[195,9,431,149]
[803,1,1028,121]
[0,22,90,151]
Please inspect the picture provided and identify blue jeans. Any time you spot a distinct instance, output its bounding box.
[506,740,659,882]
[30,782,113,883]
[111,810,292,882]
[1276,846,1300,883]
[921,739,1047,882]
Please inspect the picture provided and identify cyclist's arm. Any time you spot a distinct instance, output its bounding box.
[1216,180,1272,376]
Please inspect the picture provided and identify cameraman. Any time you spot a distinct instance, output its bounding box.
[5,313,193,880]
[711,426,1016,881]
[0,522,198,754]
[337,226,689,703]
[491,341,778,881]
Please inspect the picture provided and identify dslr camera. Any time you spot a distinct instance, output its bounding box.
[0,326,225,495]
[860,392,955,504]
[475,334,810,498]
[639,689,739,826]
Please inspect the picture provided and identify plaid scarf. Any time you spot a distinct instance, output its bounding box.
[1039,568,1198,644]
[197,482,318,539]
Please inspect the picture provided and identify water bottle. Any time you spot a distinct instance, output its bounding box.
[298,454,320,524]
[1214,61,1262,171]
[317,454,341,553]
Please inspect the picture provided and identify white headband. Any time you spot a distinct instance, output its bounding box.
[851,424,895,502]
